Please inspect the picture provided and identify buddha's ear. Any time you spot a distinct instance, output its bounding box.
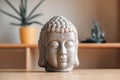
[38,40,46,67]
[74,48,79,68]
[74,39,79,68]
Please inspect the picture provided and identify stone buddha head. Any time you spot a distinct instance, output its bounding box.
[38,16,79,72]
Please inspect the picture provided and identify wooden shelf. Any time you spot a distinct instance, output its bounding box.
[79,43,120,49]
[0,44,38,48]
[0,44,38,70]
[0,43,120,49]
[0,43,119,70]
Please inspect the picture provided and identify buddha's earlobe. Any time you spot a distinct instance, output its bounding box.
[38,41,46,67]
[74,45,79,68]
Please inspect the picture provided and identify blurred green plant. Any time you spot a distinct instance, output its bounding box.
[0,0,45,26]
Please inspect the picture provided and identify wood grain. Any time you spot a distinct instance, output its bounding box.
[0,44,38,48]
[0,69,119,80]
[79,43,120,48]
[0,43,120,49]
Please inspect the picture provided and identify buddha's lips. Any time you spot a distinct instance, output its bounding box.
[57,55,67,63]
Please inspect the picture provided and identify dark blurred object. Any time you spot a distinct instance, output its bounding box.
[81,21,106,43]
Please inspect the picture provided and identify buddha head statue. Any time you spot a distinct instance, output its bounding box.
[38,16,79,72]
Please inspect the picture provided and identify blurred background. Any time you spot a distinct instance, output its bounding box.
[0,0,119,69]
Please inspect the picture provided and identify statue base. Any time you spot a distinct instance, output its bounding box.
[81,39,106,43]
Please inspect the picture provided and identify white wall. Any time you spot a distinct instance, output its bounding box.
[97,0,119,42]
[0,0,118,43]
[0,0,118,69]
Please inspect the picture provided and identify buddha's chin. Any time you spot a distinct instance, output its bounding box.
[58,62,67,69]
[45,63,74,72]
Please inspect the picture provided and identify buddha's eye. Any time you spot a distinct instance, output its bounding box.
[49,41,59,49]
[65,40,74,48]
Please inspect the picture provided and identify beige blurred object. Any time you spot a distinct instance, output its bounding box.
[38,16,79,72]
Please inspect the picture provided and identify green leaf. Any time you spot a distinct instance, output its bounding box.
[21,0,25,14]
[24,0,27,16]
[0,0,44,26]
[28,21,43,25]
[19,5,26,19]
[11,22,22,26]
[5,0,20,16]
[27,13,43,21]
[19,5,23,17]
[0,9,21,21]
[28,0,45,18]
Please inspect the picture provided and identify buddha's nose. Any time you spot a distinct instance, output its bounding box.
[58,44,67,55]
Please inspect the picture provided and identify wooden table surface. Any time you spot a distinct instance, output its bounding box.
[0,69,120,80]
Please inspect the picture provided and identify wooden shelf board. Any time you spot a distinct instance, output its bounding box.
[0,44,38,48]
[79,43,120,48]
[0,43,119,49]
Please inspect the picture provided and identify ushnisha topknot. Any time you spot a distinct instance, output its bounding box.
[41,16,78,34]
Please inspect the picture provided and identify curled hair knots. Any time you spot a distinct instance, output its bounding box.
[44,16,77,33]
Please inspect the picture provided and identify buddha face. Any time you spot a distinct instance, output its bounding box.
[45,32,77,71]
